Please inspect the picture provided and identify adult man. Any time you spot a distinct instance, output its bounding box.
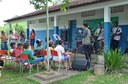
[79,23,91,61]
[54,40,71,69]
[111,21,122,50]
[96,23,104,52]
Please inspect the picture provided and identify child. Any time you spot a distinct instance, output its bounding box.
[10,42,16,53]
[10,42,16,61]
[12,43,23,60]
[23,43,47,67]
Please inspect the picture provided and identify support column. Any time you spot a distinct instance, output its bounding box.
[26,21,30,40]
[54,16,59,43]
[54,16,59,35]
[104,6,111,52]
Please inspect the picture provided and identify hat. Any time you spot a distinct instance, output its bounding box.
[36,39,42,44]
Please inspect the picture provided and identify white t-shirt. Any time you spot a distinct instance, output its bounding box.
[112,27,122,41]
[54,45,65,60]
[96,28,104,40]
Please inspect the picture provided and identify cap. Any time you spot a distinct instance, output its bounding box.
[36,39,42,44]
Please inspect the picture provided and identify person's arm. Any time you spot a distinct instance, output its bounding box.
[29,51,34,59]
[116,28,122,35]
[80,30,88,38]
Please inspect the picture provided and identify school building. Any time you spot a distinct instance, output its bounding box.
[4,0,128,52]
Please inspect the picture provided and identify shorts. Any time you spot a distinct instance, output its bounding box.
[30,39,35,46]
[61,55,68,60]
[53,55,68,61]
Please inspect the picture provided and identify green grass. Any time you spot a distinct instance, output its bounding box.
[54,70,128,84]
[1,61,128,84]
[0,65,42,84]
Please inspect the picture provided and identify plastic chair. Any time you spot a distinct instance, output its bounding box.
[51,50,67,72]
[20,54,39,74]
[0,50,9,65]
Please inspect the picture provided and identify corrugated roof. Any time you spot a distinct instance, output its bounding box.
[4,0,111,22]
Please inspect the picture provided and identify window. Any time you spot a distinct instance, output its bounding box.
[111,6,124,13]
[81,10,95,17]
[29,20,35,24]
[39,19,46,23]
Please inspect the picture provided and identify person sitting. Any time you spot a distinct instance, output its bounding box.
[45,42,55,61]
[54,40,72,69]
[10,42,16,61]
[34,39,44,57]
[12,43,23,61]
[22,43,47,67]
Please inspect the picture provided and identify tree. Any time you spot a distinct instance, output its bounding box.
[29,0,69,71]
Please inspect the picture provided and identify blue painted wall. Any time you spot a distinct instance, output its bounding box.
[35,29,54,48]
[34,25,128,52]
[119,25,128,53]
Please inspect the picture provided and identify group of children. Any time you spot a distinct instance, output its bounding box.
[9,39,72,70]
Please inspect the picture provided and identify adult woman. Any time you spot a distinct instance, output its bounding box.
[0,31,8,50]
[30,29,36,50]
[9,30,16,43]
[20,31,25,44]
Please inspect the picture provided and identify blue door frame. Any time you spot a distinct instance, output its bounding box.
[68,20,77,49]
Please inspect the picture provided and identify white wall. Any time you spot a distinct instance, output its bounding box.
[29,5,128,30]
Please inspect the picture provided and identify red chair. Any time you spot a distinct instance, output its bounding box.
[0,50,9,65]
[51,50,67,72]
[20,54,39,74]
[40,50,47,56]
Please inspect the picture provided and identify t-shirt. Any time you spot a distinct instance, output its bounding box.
[96,28,104,40]
[35,45,44,50]
[81,28,91,45]
[112,27,122,41]
[13,48,22,57]
[30,33,36,39]
[23,49,34,64]
[54,45,65,60]
[1,35,7,42]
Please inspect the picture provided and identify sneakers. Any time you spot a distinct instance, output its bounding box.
[24,62,28,66]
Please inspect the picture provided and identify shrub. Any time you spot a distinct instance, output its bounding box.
[104,49,125,73]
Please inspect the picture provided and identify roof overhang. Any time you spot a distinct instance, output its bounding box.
[4,0,111,22]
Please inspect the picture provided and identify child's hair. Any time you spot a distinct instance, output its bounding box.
[23,43,29,49]
[49,42,54,47]
[10,42,16,49]
[17,43,23,48]
[58,40,63,45]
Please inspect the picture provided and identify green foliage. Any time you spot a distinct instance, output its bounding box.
[29,0,53,10]
[60,0,69,11]
[104,49,125,73]
[29,0,69,11]
[12,22,26,34]
[0,22,26,37]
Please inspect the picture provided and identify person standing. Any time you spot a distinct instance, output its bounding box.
[14,31,19,45]
[0,31,8,50]
[30,29,36,50]
[9,30,16,43]
[79,23,91,61]
[20,31,26,44]
[96,23,104,52]
[111,21,122,50]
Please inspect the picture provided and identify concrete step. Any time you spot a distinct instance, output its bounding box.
[34,71,63,81]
